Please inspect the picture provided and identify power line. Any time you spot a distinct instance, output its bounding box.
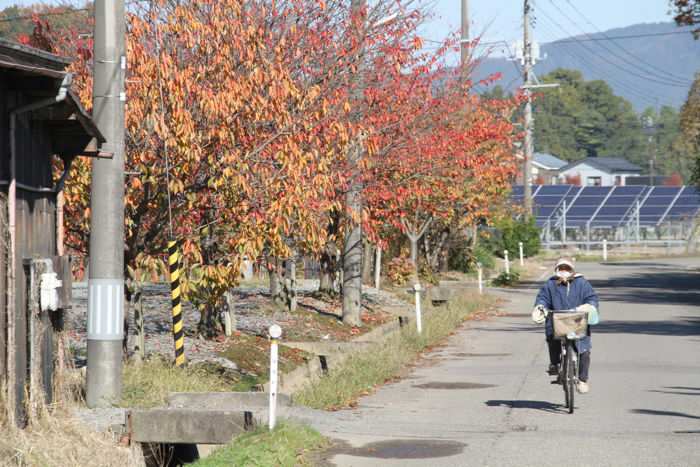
[549,29,695,43]
[475,30,695,49]
[562,0,692,86]
[538,25,669,107]
[545,0,690,87]
[534,17,672,108]
[534,3,688,90]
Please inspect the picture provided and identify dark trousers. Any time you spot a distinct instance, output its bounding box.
[547,338,591,382]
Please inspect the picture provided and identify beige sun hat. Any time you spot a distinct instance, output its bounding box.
[554,256,576,272]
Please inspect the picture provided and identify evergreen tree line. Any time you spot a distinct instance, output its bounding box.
[483,68,699,182]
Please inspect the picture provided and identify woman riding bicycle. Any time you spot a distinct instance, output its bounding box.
[531,257,599,394]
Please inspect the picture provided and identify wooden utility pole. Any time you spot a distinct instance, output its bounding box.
[523,0,534,215]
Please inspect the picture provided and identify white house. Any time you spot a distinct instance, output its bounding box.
[558,157,643,186]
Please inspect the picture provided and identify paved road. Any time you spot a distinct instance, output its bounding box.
[312,257,700,467]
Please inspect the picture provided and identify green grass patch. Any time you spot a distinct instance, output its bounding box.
[292,292,494,410]
[491,270,521,287]
[192,422,328,467]
[121,357,235,408]
[219,333,311,388]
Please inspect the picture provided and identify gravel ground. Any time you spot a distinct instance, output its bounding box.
[67,280,410,367]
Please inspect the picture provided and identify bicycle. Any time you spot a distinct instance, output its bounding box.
[550,309,588,414]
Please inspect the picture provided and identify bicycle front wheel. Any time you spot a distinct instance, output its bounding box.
[566,341,575,414]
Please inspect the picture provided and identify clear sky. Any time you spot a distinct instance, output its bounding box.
[0,0,676,45]
[422,0,674,44]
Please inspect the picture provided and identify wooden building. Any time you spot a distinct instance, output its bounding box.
[0,39,104,423]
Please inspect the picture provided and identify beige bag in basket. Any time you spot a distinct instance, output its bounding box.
[553,311,588,338]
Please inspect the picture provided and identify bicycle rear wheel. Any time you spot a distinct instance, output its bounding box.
[566,341,575,414]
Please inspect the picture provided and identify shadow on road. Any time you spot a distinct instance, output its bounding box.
[485,399,563,414]
[589,269,700,306]
[648,386,700,396]
[594,317,700,336]
[500,267,700,308]
[631,408,700,420]
[600,262,687,268]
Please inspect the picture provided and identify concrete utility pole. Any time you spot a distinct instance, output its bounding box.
[461,0,469,67]
[523,0,534,215]
[342,0,366,326]
[86,0,126,407]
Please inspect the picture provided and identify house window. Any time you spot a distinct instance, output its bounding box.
[587,176,602,187]
[614,176,622,186]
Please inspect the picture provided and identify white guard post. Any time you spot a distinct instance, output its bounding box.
[504,250,510,275]
[477,262,483,295]
[519,242,524,266]
[268,324,282,430]
[603,239,608,261]
[413,282,423,334]
[374,246,382,290]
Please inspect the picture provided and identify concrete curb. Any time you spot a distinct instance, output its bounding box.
[267,304,414,395]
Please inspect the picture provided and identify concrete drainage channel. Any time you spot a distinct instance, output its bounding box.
[84,287,484,465]
[77,307,425,465]
[265,305,416,394]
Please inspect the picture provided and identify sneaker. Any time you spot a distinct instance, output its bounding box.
[577,381,589,394]
[547,364,559,376]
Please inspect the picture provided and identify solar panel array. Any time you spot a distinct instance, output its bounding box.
[511,185,700,229]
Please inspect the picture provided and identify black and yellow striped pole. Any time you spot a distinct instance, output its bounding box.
[168,240,185,366]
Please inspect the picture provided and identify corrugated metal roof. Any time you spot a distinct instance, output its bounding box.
[561,157,643,174]
[0,38,70,75]
[0,39,104,144]
[533,152,567,170]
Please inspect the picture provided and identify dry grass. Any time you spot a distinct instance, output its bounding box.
[293,292,495,410]
[120,357,235,408]
[0,384,138,467]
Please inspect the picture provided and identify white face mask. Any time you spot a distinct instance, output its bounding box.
[556,270,572,280]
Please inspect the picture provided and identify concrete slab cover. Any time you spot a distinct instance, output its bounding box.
[129,409,249,443]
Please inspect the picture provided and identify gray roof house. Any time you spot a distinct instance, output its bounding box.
[558,157,643,186]
[533,152,568,171]
[517,152,568,184]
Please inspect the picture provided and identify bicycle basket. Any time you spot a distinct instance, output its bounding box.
[553,311,588,339]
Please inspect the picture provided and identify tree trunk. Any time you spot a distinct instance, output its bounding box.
[434,229,450,271]
[268,258,282,300]
[362,239,373,285]
[197,304,221,337]
[130,282,145,362]
[342,142,363,327]
[222,291,237,336]
[472,223,479,248]
[284,257,297,312]
[319,242,336,293]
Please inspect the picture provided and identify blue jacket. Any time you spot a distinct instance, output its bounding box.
[534,275,599,353]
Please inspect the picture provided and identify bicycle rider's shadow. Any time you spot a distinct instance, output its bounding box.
[485,400,565,414]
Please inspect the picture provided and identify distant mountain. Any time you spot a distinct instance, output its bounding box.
[474,22,700,111]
